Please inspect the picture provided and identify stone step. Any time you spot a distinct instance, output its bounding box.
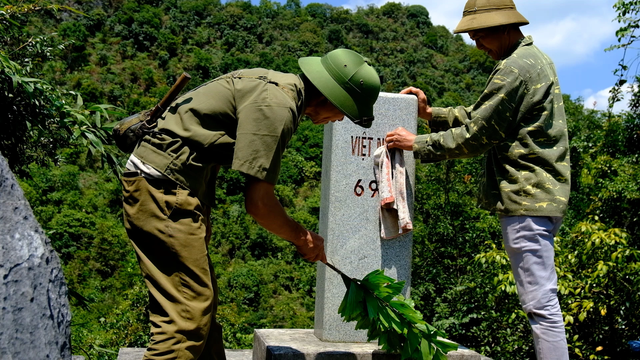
[253,329,491,360]
[118,329,491,360]
[117,348,252,360]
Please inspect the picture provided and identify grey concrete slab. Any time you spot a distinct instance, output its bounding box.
[116,348,251,360]
[253,329,491,360]
[316,92,418,342]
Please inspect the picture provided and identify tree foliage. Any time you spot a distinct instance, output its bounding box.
[0,4,122,176]
[608,0,640,114]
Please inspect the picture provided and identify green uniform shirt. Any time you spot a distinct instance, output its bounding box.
[132,68,306,205]
[413,36,571,216]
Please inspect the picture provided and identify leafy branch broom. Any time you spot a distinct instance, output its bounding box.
[326,262,458,360]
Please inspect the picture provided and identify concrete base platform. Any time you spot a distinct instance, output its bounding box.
[117,330,490,360]
[117,348,252,360]
[253,329,491,360]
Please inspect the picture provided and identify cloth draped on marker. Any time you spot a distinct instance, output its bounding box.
[373,146,413,239]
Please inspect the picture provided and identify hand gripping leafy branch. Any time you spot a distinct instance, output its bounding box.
[327,264,458,360]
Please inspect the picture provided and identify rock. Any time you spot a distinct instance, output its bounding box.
[0,153,72,360]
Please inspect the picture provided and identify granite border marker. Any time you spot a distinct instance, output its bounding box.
[314,92,417,342]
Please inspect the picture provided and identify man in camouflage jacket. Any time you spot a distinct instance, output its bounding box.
[385,1,570,359]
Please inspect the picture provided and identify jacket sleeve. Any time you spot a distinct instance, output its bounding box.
[427,105,473,133]
[413,64,527,163]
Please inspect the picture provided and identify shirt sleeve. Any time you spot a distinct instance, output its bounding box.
[232,85,298,184]
[413,64,527,162]
[427,105,473,133]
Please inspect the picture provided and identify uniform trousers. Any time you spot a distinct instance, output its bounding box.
[500,216,569,360]
[122,172,226,360]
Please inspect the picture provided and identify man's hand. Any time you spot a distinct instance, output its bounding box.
[295,230,326,263]
[400,86,432,121]
[385,127,417,151]
[245,177,327,263]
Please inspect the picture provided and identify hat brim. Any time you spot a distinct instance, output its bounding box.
[298,57,370,127]
[454,9,529,34]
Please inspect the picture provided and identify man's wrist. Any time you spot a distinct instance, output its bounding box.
[425,107,433,121]
[289,223,309,247]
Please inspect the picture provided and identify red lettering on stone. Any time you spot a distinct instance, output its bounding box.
[367,137,374,157]
[361,138,366,158]
[351,136,360,156]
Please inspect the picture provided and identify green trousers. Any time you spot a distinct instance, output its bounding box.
[122,172,226,360]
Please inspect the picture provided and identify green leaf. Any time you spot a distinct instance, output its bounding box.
[420,338,434,360]
[390,299,423,324]
[351,281,363,309]
[385,307,402,333]
[362,269,392,284]
[433,350,448,360]
[364,292,379,320]
[85,131,105,153]
[93,111,102,128]
[379,333,389,350]
[401,338,413,359]
[92,345,118,354]
[377,310,389,328]
[75,93,83,109]
[386,330,401,351]
[354,316,371,330]
[384,281,406,296]
[407,327,420,351]
[340,273,351,289]
[432,338,458,353]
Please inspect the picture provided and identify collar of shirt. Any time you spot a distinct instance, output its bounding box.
[501,35,534,60]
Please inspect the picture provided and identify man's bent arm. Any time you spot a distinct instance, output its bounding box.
[244,176,326,263]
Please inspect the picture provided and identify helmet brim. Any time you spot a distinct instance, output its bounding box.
[298,56,373,128]
[454,9,529,34]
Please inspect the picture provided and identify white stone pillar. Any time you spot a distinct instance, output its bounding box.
[314,92,418,342]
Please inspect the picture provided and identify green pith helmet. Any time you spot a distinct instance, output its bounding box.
[453,0,529,34]
[299,49,381,128]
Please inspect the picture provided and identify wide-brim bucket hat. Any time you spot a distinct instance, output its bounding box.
[299,49,380,128]
[453,0,529,34]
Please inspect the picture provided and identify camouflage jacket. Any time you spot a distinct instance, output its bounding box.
[413,36,571,216]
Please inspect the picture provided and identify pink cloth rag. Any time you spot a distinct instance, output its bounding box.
[373,146,413,239]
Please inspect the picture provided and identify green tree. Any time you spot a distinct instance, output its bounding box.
[557,220,640,359]
[1,2,122,175]
[608,0,640,113]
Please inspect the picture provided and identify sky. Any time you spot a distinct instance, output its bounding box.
[293,0,632,112]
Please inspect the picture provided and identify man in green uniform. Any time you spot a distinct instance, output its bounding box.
[121,49,380,360]
[385,1,570,359]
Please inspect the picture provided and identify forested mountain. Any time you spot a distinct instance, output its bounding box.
[19,0,493,112]
[2,0,639,359]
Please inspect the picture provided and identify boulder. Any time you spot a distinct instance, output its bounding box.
[0,153,71,359]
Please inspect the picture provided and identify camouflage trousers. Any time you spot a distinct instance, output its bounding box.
[122,172,226,360]
[501,216,569,360]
